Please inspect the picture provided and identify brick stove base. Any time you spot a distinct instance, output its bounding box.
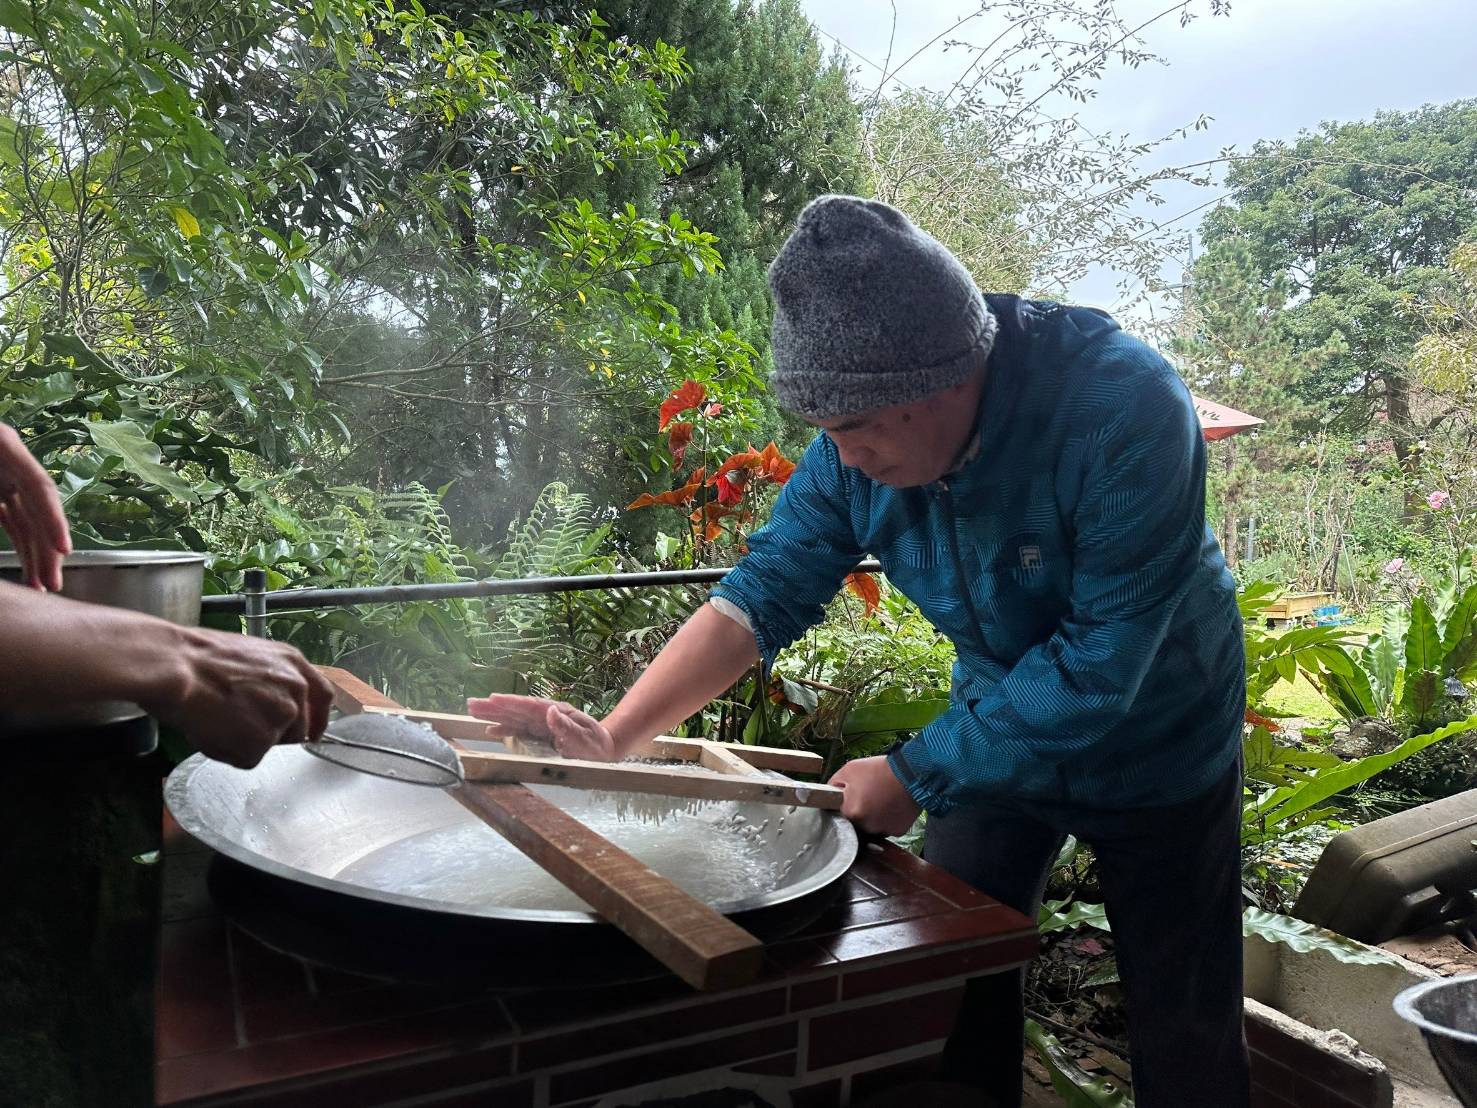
[156,812,1037,1107]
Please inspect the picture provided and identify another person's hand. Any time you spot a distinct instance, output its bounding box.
[829,755,922,837]
[147,628,334,769]
[466,694,617,761]
[0,422,70,591]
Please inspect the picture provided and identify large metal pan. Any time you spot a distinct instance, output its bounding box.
[165,742,857,986]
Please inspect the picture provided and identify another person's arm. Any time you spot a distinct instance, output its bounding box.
[468,436,864,759]
[0,421,70,591]
[0,582,333,767]
[469,603,759,760]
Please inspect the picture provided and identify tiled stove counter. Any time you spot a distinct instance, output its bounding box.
[156,811,1036,1107]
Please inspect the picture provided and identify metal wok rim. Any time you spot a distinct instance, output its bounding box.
[164,749,859,926]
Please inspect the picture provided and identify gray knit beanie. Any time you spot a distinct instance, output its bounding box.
[767,195,998,420]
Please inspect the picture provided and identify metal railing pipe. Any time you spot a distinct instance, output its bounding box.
[201,560,883,616]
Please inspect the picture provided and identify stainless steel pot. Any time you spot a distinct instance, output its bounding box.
[0,549,208,733]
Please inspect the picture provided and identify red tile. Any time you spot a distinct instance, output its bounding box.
[846,861,916,899]
[308,964,395,996]
[791,1078,843,1108]
[823,906,1029,965]
[547,1022,797,1103]
[1290,1072,1343,1108]
[419,1078,536,1107]
[806,985,964,1070]
[156,916,239,1060]
[1247,1016,1387,1106]
[242,1043,519,1108]
[790,889,953,939]
[155,1002,514,1105]
[789,976,838,1011]
[868,845,1001,909]
[848,1052,944,1102]
[760,939,839,977]
[519,988,786,1071]
[732,1051,798,1077]
[841,874,888,903]
[163,808,209,856]
[1251,1083,1301,1108]
[841,934,1039,999]
[161,850,218,923]
[503,975,689,1033]
[229,927,312,1013]
[1248,1047,1297,1096]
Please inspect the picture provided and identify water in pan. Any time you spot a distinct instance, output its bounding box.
[334,804,785,912]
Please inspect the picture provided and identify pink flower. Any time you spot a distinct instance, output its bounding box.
[703,402,723,418]
[1428,490,1452,510]
[1383,558,1406,575]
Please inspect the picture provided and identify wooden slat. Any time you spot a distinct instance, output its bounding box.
[313,666,764,991]
[318,665,399,713]
[698,742,767,778]
[458,749,844,811]
[362,706,499,743]
[451,783,764,991]
[632,736,825,776]
[323,694,825,776]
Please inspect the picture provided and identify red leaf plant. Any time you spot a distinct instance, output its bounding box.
[844,571,881,617]
[658,380,707,431]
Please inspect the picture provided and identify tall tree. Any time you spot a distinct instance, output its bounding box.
[1199,101,1477,508]
[1172,243,1333,571]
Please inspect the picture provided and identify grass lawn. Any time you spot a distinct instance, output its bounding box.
[1262,668,1341,725]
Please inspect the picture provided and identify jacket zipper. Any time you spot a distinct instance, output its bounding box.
[936,478,992,659]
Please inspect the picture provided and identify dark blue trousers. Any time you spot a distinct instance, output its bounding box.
[922,756,1249,1108]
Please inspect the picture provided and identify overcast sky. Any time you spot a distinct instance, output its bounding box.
[798,0,1475,324]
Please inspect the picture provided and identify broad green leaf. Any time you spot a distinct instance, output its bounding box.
[1367,616,1404,714]
[1442,584,1477,679]
[1400,669,1442,727]
[1039,899,1111,934]
[842,698,949,736]
[777,676,819,715]
[1406,595,1441,675]
[87,420,203,503]
[1242,908,1404,966]
[1025,1020,1132,1107]
[1249,714,1477,832]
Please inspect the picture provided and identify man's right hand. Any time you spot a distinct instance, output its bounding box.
[466,694,617,761]
[147,628,334,769]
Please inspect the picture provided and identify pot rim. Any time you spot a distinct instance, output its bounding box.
[1393,975,1477,1045]
[0,549,208,569]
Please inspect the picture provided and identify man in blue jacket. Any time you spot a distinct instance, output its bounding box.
[471,196,1249,1107]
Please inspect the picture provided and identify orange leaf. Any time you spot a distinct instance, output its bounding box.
[690,501,732,542]
[627,467,705,510]
[667,421,694,467]
[758,441,796,485]
[1244,708,1283,733]
[658,380,706,431]
[845,571,881,617]
[712,446,763,481]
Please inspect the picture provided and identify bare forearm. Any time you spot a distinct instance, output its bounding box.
[0,581,190,712]
[603,602,759,756]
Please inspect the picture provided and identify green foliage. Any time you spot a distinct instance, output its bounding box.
[1302,576,1477,731]
[1024,1020,1132,1108]
[1243,714,1477,846]
[1242,908,1405,967]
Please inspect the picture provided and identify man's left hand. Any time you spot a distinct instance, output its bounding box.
[829,755,922,837]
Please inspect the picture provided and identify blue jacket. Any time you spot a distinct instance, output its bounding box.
[711,296,1245,814]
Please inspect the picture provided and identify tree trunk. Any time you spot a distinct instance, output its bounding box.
[1384,370,1423,521]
